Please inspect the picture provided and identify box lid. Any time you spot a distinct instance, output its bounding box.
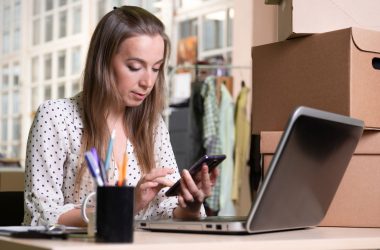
[260,130,380,154]
[351,27,380,54]
[278,0,380,41]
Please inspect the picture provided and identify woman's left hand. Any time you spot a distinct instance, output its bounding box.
[175,163,219,218]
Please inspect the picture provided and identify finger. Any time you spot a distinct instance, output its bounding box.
[139,181,159,190]
[177,195,187,208]
[144,167,175,181]
[152,177,175,187]
[143,168,164,181]
[201,165,212,197]
[209,167,220,185]
[193,163,207,182]
[180,174,195,202]
[182,169,199,194]
[182,170,204,202]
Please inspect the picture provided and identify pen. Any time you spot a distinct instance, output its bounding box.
[90,147,107,185]
[116,161,122,186]
[84,151,104,186]
[104,130,115,172]
[117,148,128,186]
[99,160,108,186]
[121,147,128,186]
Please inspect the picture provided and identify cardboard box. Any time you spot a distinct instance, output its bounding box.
[260,130,380,227]
[0,170,24,191]
[276,0,380,41]
[252,27,380,134]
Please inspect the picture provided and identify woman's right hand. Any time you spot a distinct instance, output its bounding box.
[134,167,174,214]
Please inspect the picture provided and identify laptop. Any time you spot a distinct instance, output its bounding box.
[136,106,364,234]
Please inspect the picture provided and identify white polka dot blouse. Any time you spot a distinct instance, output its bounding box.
[23,93,197,226]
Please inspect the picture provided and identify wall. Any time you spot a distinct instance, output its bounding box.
[233,0,278,216]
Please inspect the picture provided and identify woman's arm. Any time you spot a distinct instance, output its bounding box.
[24,99,77,226]
[58,208,88,227]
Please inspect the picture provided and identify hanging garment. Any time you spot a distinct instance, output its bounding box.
[189,81,206,164]
[200,76,223,212]
[231,86,251,202]
[217,84,236,216]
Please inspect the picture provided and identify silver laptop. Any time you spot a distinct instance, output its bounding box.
[136,106,364,234]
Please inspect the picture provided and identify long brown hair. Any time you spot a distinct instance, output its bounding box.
[76,6,170,189]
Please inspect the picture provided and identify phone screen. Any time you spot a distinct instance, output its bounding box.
[165,154,226,197]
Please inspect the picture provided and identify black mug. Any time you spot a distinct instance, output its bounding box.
[96,186,134,243]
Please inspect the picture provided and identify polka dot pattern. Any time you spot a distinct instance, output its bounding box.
[23,93,198,226]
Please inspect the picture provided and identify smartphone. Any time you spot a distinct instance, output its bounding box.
[165,154,226,197]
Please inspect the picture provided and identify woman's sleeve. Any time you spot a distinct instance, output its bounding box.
[23,100,75,226]
[141,116,206,220]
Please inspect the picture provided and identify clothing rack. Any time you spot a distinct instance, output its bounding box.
[163,64,252,122]
[167,64,251,81]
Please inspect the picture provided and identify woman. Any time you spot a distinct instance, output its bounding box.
[23,6,218,226]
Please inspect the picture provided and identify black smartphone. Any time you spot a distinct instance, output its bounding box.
[165,154,226,197]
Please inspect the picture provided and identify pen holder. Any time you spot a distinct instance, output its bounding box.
[96,186,134,243]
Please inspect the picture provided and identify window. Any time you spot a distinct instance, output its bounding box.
[45,15,53,42]
[59,10,67,38]
[2,5,10,30]
[73,6,82,34]
[2,65,9,88]
[44,54,52,80]
[0,59,21,157]
[11,145,20,158]
[31,57,39,82]
[33,19,40,45]
[1,119,7,142]
[33,0,41,15]
[31,86,39,111]
[14,28,21,50]
[14,0,21,26]
[2,31,10,53]
[0,61,22,159]
[175,5,233,68]
[13,63,20,87]
[97,0,106,22]
[227,8,233,46]
[72,80,80,95]
[12,90,20,114]
[58,50,66,77]
[13,0,22,50]
[179,19,197,39]
[59,0,67,6]
[71,46,81,74]
[2,93,9,115]
[145,0,160,13]
[44,85,52,100]
[58,83,65,98]
[45,0,53,11]
[203,11,225,51]
[12,118,20,140]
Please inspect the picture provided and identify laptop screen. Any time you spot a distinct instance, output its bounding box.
[247,107,364,233]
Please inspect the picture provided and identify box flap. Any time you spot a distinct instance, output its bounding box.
[351,27,380,54]
[279,0,380,41]
[260,130,380,154]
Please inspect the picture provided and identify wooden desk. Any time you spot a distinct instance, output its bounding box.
[1,227,380,250]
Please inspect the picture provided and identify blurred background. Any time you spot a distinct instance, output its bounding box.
[0,0,277,168]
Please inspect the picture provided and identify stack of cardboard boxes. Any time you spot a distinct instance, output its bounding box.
[252,0,380,227]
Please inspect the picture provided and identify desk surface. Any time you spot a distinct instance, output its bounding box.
[1,227,380,250]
